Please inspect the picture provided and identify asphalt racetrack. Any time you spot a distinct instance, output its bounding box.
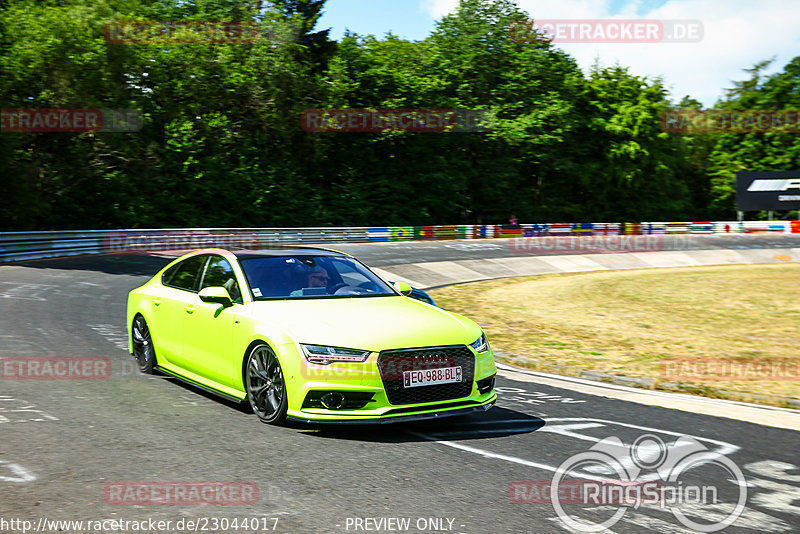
[1,236,800,533]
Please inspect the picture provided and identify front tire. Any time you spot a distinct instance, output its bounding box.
[131,314,156,374]
[245,343,288,425]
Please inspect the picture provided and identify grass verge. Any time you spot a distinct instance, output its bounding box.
[429,264,800,407]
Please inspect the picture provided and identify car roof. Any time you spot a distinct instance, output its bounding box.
[231,246,350,259]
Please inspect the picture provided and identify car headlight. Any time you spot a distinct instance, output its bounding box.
[301,344,371,365]
[470,334,489,353]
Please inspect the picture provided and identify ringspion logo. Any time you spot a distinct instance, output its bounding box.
[510,479,663,504]
[513,434,747,532]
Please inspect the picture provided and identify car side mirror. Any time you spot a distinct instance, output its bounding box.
[392,281,413,296]
[409,288,436,306]
[198,286,233,307]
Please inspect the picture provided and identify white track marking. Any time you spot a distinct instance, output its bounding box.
[613,511,694,533]
[496,364,800,431]
[405,430,613,482]
[0,282,56,301]
[88,323,129,350]
[641,501,792,532]
[496,386,587,405]
[746,460,800,482]
[746,477,800,516]
[0,460,36,482]
[0,396,59,423]
[408,417,739,483]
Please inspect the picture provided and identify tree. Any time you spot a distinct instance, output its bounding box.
[580,64,692,220]
[705,57,800,218]
[270,0,335,71]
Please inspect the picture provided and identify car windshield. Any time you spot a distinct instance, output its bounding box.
[239,255,396,299]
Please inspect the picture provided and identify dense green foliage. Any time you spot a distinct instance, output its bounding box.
[1,0,798,230]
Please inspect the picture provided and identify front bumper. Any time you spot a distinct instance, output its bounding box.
[287,393,496,424]
[281,343,498,423]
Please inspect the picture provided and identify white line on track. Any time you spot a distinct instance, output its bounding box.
[496,363,800,431]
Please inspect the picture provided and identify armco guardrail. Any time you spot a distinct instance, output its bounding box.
[1,221,799,263]
[0,228,372,262]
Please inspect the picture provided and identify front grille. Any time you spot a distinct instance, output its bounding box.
[377,345,475,405]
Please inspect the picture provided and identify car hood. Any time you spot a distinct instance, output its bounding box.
[248,296,479,351]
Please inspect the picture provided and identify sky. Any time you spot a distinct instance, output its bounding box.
[317,0,800,107]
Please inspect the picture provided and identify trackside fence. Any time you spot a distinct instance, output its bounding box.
[1,221,798,263]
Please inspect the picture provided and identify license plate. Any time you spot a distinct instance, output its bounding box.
[403,366,462,388]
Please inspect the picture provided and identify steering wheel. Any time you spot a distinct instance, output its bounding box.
[327,282,348,294]
[334,285,369,295]
[358,282,380,292]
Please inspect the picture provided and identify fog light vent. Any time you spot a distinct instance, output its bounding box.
[302,391,375,410]
[321,392,345,410]
[477,374,496,394]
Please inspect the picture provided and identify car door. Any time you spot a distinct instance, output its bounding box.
[179,254,241,388]
[155,254,208,367]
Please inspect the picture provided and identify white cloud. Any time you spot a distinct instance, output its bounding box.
[421,0,800,106]
[420,0,459,18]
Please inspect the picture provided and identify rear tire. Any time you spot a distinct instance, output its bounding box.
[245,343,288,425]
[131,314,156,374]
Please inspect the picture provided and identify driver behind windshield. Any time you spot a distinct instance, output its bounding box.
[289,266,329,297]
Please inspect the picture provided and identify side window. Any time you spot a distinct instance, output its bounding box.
[200,256,242,304]
[162,255,208,292]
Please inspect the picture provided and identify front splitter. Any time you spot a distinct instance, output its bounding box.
[287,399,495,425]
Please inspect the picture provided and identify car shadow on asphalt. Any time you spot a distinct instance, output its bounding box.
[300,407,545,443]
[158,375,546,441]
[14,253,175,277]
[157,371,252,409]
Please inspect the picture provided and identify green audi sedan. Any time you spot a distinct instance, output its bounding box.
[127,247,497,425]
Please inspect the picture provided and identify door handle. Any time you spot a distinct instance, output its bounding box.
[153,298,162,307]
[184,305,195,314]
